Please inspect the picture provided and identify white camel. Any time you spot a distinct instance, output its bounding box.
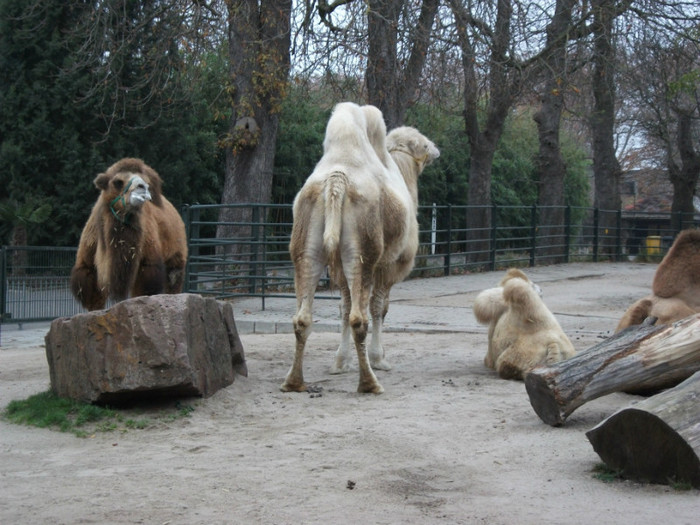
[280,102,439,394]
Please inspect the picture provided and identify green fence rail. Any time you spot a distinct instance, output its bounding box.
[1,204,696,325]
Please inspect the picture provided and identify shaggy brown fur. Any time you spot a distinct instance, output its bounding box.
[71,158,187,311]
[281,102,439,394]
[474,268,575,380]
[617,229,700,331]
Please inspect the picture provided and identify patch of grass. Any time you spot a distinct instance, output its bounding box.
[3,391,119,437]
[591,463,625,483]
[124,418,150,430]
[669,480,693,491]
[2,390,197,438]
[592,463,697,490]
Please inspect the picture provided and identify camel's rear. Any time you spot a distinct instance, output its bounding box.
[282,102,439,395]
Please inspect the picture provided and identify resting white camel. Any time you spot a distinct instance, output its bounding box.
[474,268,575,379]
[281,102,439,394]
[473,268,542,364]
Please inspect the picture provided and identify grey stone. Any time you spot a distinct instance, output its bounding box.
[45,294,247,404]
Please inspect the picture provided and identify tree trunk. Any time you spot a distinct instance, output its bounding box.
[670,114,700,231]
[465,143,497,267]
[451,0,518,267]
[590,0,621,259]
[366,0,439,129]
[586,370,700,488]
[11,224,28,276]
[534,0,575,264]
[367,0,402,128]
[524,314,700,426]
[217,0,292,257]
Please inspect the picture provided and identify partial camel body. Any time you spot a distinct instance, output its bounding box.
[281,102,439,394]
[617,229,700,331]
[71,158,187,311]
[473,268,575,379]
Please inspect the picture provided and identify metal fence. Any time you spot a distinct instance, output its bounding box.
[2,203,696,325]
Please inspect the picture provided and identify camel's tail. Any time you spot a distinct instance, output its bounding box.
[323,172,348,257]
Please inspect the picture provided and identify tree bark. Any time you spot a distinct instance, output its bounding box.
[450,0,520,266]
[217,0,292,256]
[524,314,700,426]
[669,114,700,231]
[534,0,575,264]
[366,0,439,129]
[586,370,700,488]
[590,0,621,259]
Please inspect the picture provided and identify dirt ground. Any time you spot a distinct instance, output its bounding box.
[1,264,699,524]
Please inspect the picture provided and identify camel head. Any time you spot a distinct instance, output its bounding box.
[386,126,440,172]
[94,158,164,222]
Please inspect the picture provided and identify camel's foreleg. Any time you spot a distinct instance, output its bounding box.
[70,263,107,311]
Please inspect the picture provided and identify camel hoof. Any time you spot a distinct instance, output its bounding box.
[280,381,307,393]
[330,360,351,375]
[358,382,384,394]
[370,358,391,371]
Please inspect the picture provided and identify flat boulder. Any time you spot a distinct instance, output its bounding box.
[45,294,247,404]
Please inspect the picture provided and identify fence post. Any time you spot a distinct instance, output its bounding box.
[249,206,260,294]
[431,203,437,255]
[530,205,537,267]
[564,206,571,263]
[182,205,191,292]
[490,205,497,271]
[593,207,599,262]
[0,247,6,323]
[261,205,268,311]
[444,204,452,276]
[616,209,622,262]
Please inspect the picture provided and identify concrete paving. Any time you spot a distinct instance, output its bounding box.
[0,261,658,349]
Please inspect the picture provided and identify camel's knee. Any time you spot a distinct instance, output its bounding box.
[349,306,368,339]
[350,319,368,344]
[293,311,313,339]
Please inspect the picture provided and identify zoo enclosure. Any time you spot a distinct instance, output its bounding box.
[1,204,695,325]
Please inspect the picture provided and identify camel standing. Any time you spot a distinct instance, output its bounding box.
[71,158,187,311]
[281,102,439,394]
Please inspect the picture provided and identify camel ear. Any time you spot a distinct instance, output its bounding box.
[94,173,110,190]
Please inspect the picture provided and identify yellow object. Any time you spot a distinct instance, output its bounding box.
[646,236,661,255]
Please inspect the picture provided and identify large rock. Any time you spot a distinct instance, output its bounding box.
[45,294,247,404]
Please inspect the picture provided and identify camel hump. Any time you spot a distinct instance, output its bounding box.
[323,171,348,255]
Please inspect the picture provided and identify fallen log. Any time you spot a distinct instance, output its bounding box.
[586,371,700,488]
[524,314,700,426]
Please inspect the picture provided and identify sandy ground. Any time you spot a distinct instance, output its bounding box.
[1,263,699,524]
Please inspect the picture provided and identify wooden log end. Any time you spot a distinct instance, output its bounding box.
[524,370,565,427]
[586,408,700,488]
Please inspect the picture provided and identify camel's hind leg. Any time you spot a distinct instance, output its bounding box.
[347,261,383,394]
[352,318,383,394]
[281,254,325,393]
[330,280,353,374]
[368,285,391,370]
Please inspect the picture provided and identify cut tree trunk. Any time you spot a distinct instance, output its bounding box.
[525,314,700,426]
[586,371,700,487]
